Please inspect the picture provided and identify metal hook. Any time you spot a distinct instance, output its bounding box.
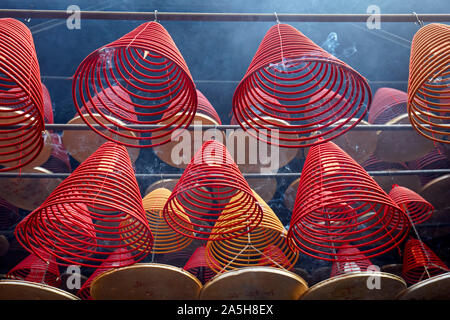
[274,11,280,24]
[412,12,424,28]
[154,9,158,22]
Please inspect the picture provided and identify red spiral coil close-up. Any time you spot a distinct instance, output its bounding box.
[406,146,450,185]
[389,184,434,226]
[41,83,53,124]
[163,140,263,241]
[368,87,407,125]
[41,133,71,174]
[183,245,216,284]
[15,142,153,267]
[0,196,20,230]
[72,21,197,148]
[232,23,371,148]
[0,18,45,171]
[287,140,410,262]
[408,23,450,144]
[402,238,449,284]
[330,247,373,277]
[77,248,134,300]
[6,252,60,287]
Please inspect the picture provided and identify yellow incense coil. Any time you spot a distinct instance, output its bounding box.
[205,190,298,273]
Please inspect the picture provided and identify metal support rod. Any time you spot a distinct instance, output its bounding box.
[0,123,441,131]
[0,9,450,22]
[0,169,448,179]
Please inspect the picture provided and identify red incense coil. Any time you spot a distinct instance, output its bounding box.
[368,87,407,124]
[183,245,216,284]
[72,21,197,148]
[402,238,449,284]
[389,184,434,226]
[77,248,134,300]
[408,23,450,144]
[206,190,298,272]
[232,23,371,148]
[122,188,193,254]
[163,140,263,241]
[0,196,20,230]
[406,146,450,185]
[330,247,373,277]
[41,133,71,174]
[0,18,45,171]
[196,89,222,125]
[6,252,60,287]
[287,140,410,262]
[41,83,53,124]
[15,142,153,267]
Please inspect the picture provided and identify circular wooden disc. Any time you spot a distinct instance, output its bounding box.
[284,178,299,212]
[0,167,62,211]
[381,264,404,279]
[200,267,308,300]
[145,179,179,195]
[0,280,79,300]
[228,117,298,172]
[374,114,435,163]
[301,272,406,300]
[332,119,378,164]
[246,177,277,202]
[90,263,202,300]
[373,171,422,193]
[0,107,52,169]
[420,175,450,210]
[0,235,9,256]
[397,273,450,300]
[153,114,223,169]
[62,114,140,164]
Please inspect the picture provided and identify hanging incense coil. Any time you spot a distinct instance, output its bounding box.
[6,252,60,287]
[330,247,373,277]
[153,89,224,168]
[406,146,450,185]
[408,23,450,144]
[183,245,216,284]
[206,190,298,273]
[122,188,193,254]
[368,87,434,162]
[41,133,71,174]
[15,142,153,267]
[163,140,263,241]
[362,155,421,193]
[77,248,134,300]
[389,184,434,226]
[0,18,46,171]
[72,21,197,152]
[232,23,371,148]
[402,238,449,284]
[287,140,410,262]
[0,196,20,230]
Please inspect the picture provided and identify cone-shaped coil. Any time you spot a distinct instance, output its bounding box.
[287,140,410,262]
[402,238,449,284]
[368,87,407,125]
[407,23,450,144]
[389,184,434,226]
[6,252,60,287]
[77,248,134,300]
[41,83,53,124]
[406,146,450,185]
[122,188,193,254]
[72,21,197,148]
[163,140,263,241]
[330,247,373,277]
[183,245,216,284]
[15,142,153,267]
[232,23,371,148]
[206,190,298,272]
[0,18,45,171]
[0,196,20,230]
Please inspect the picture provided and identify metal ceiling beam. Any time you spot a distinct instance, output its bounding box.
[0,9,450,22]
